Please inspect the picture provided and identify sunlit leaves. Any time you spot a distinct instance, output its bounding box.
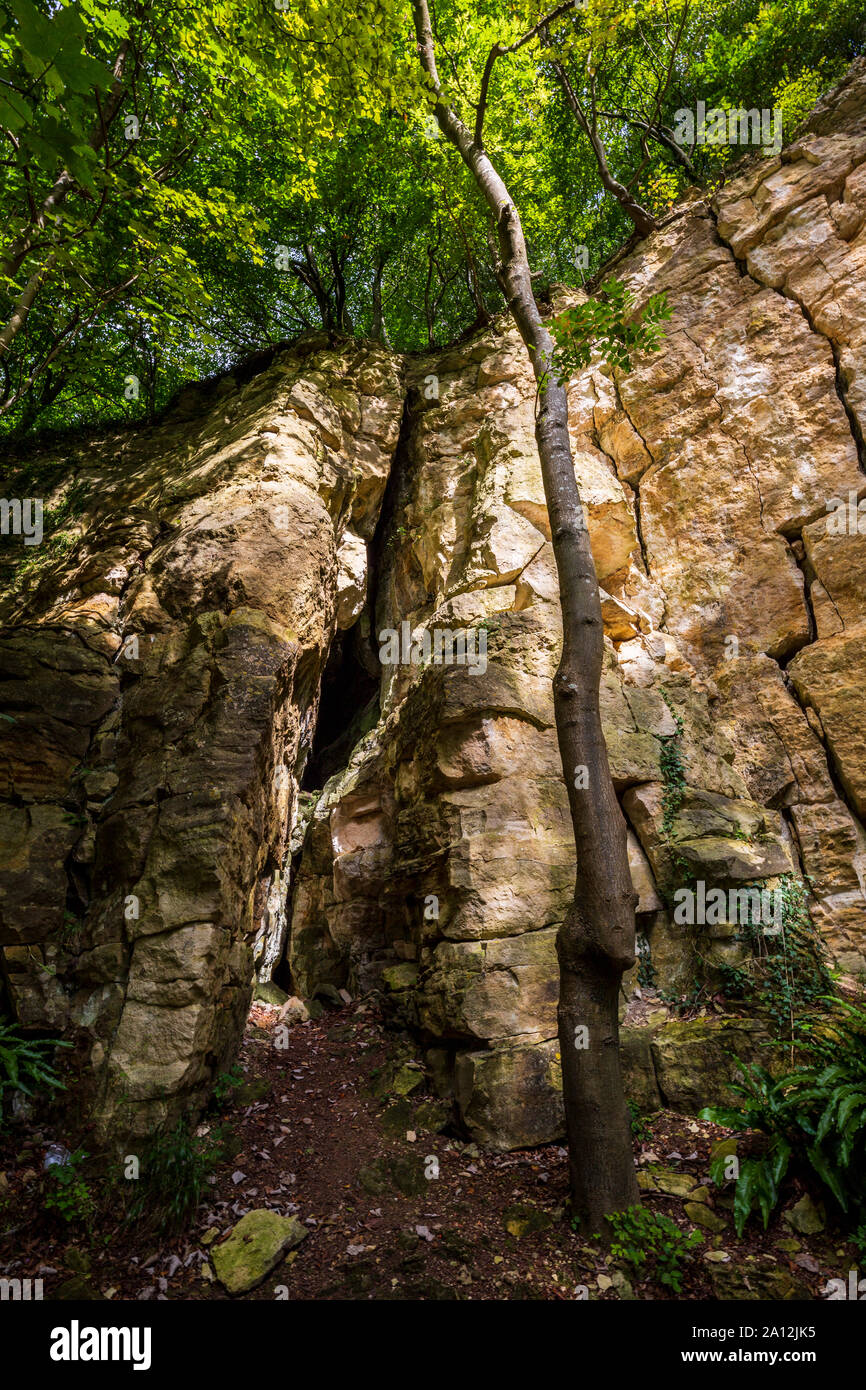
[547,276,671,381]
[0,0,861,435]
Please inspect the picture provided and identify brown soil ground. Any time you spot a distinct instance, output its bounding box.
[0,998,857,1301]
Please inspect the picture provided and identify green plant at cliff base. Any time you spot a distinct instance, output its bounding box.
[715,874,832,1039]
[604,1205,701,1292]
[211,1063,244,1110]
[636,933,656,989]
[44,1147,96,1228]
[658,975,709,1018]
[0,1022,71,1126]
[702,997,866,1237]
[124,1119,224,1237]
[627,1099,654,1144]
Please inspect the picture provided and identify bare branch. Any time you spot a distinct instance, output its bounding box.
[475,0,581,150]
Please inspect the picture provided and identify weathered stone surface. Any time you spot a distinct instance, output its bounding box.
[620,1026,663,1112]
[453,1039,564,1151]
[713,654,836,809]
[686,1200,728,1234]
[212,1209,308,1294]
[707,1256,812,1301]
[0,338,405,1141]
[650,1016,775,1112]
[639,1168,698,1197]
[784,1193,825,1235]
[613,210,858,671]
[433,1015,778,1149]
[335,530,368,630]
[789,632,866,820]
[623,782,793,893]
[415,929,559,1043]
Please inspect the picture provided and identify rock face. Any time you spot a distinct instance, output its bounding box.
[285,62,866,1147]
[0,338,404,1140]
[2,64,865,1150]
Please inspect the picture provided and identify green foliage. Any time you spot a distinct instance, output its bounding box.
[773,68,825,132]
[43,1147,95,1227]
[2,476,91,597]
[715,875,832,1034]
[59,909,82,943]
[0,0,413,435]
[702,998,866,1235]
[658,976,709,1017]
[627,1099,653,1144]
[548,278,671,382]
[0,0,859,435]
[0,1021,70,1124]
[211,1064,244,1109]
[605,1205,702,1292]
[657,690,686,842]
[851,1222,866,1262]
[124,1119,223,1236]
[693,0,863,127]
[636,934,656,990]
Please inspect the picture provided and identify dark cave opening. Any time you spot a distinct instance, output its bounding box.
[302,622,379,790]
[302,391,416,793]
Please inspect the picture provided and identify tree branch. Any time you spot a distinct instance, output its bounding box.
[551,59,658,238]
[474,0,581,150]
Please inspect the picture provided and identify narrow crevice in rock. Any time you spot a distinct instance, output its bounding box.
[827,337,866,478]
[778,533,818,658]
[371,383,432,643]
[302,628,379,790]
[599,380,654,580]
[367,387,419,656]
[302,385,418,791]
[706,193,866,479]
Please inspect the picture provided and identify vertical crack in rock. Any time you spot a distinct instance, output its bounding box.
[703,93,866,870]
[596,378,658,609]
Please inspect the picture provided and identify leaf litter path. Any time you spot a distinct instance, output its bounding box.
[1,998,852,1300]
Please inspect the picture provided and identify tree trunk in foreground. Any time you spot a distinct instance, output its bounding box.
[412,0,640,1231]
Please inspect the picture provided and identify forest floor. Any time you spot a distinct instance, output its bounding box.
[0,996,858,1301]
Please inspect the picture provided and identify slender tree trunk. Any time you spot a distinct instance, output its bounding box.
[618,116,699,180]
[423,238,437,346]
[0,251,57,358]
[12,368,66,436]
[329,247,353,334]
[293,245,334,333]
[371,248,390,345]
[412,0,639,1232]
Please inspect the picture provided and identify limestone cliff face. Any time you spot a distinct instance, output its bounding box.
[0,339,404,1139]
[1,62,865,1148]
